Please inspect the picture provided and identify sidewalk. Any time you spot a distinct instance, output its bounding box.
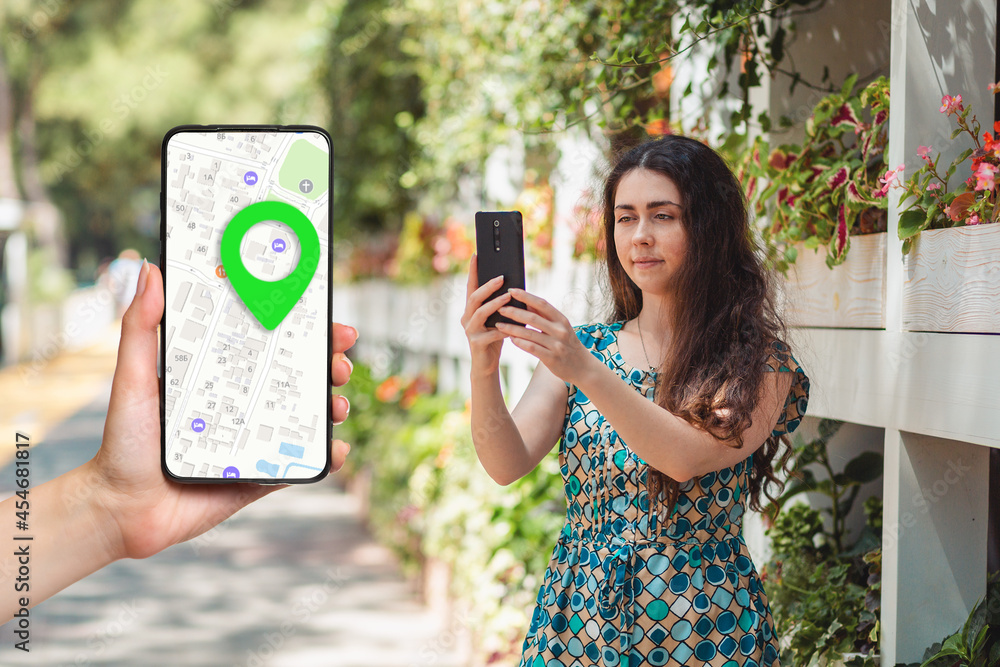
[0,330,466,666]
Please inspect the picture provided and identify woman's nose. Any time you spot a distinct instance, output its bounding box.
[633,217,654,244]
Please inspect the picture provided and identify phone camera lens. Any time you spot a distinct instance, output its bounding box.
[494,220,500,227]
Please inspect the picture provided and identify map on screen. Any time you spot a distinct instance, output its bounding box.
[162,128,330,481]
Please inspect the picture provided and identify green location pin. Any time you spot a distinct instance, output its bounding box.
[220,200,321,330]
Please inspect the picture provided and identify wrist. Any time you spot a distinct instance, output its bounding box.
[70,460,128,563]
[469,364,501,383]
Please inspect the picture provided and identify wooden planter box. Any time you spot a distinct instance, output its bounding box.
[782,232,887,328]
[902,224,1000,333]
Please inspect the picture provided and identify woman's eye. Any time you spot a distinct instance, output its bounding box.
[656,213,673,220]
[617,216,633,224]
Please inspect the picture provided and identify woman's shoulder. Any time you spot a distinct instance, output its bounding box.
[763,339,810,436]
[573,321,623,351]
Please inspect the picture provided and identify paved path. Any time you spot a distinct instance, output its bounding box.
[0,335,467,666]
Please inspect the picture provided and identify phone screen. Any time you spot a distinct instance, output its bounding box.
[160,126,332,483]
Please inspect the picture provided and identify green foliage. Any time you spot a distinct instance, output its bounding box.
[336,361,564,661]
[321,0,424,236]
[740,76,891,273]
[763,419,883,666]
[915,572,1000,667]
[765,419,883,554]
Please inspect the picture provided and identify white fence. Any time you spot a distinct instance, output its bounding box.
[333,261,611,403]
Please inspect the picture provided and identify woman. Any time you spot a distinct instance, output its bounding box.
[461,135,809,666]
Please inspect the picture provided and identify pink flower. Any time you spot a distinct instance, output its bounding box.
[974,162,998,191]
[940,94,964,116]
[926,182,942,191]
[875,164,905,197]
[967,214,982,225]
[989,81,1000,94]
[917,145,933,165]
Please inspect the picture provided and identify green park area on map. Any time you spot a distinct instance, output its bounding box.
[277,139,329,200]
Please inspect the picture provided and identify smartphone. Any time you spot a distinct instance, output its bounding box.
[160,125,333,483]
[475,211,526,327]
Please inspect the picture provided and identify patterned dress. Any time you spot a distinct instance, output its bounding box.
[519,322,810,667]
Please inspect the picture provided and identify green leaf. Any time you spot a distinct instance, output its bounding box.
[898,209,928,240]
[770,26,786,62]
[844,451,884,484]
[840,72,859,97]
[940,631,967,657]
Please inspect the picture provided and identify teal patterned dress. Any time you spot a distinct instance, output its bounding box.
[518,322,810,667]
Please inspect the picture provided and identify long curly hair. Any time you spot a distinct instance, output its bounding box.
[600,135,794,513]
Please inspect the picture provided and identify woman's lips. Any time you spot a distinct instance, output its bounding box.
[632,258,663,269]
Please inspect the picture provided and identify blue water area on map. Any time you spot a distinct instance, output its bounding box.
[279,442,305,459]
[256,459,279,477]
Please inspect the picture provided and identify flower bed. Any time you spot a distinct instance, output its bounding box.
[896,88,1000,333]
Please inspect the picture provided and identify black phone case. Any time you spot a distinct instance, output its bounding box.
[159,124,334,485]
[475,211,526,327]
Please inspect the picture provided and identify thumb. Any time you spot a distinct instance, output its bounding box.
[112,261,164,403]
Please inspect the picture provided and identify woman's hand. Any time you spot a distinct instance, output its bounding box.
[91,261,357,561]
[495,288,599,387]
[460,254,511,378]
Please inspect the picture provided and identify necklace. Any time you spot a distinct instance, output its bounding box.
[635,316,657,373]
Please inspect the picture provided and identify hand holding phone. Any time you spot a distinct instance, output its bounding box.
[475,211,527,328]
[160,125,333,483]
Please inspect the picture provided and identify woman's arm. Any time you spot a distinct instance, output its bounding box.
[470,360,567,486]
[498,289,794,483]
[462,258,567,485]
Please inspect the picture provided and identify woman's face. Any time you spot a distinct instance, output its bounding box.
[612,168,688,298]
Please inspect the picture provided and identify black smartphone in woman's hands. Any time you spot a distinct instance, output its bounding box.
[475,211,527,327]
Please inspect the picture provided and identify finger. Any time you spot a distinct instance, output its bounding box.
[109,261,164,407]
[466,254,478,301]
[332,394,350,425]
[508,289,564,321]
[333,323,358,354]
[468,291,512,330]
[332,353,353,387]
[497,321,551,349]
[497,304,555,333]
[508,335,543,357]
[468,275,505,310]
[471,327,508,346]
[331,439,351,473]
